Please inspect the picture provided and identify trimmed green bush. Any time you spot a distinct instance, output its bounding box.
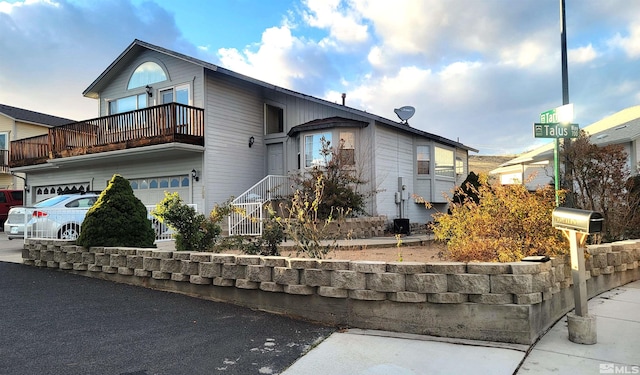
[153,192,221,251]
[76,174,156,248]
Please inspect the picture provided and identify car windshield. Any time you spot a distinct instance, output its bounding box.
[34,195,72,208]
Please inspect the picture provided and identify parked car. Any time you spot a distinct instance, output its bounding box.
[0,189,24,227]
[4,193,99,240]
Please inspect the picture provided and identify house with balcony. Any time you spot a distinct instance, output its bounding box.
[0,103,75,190]
[491,105,640,190]
[10,39,477,232]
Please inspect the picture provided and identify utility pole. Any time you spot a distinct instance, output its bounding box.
[560,0,573,207]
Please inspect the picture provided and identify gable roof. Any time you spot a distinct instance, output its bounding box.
[84,39,477,153]
[0,103,75,127]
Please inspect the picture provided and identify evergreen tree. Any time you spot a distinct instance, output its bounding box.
[76,174,156,248]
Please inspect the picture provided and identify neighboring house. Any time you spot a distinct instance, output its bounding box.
[491,105,640,190]
[0,104,74,190]
[10,39,476,230]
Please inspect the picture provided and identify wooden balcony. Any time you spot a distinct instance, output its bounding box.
[10,103,204,167]
[0,150,9,174]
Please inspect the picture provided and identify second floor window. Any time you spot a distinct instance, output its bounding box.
[0,132,7,150]
[265,104,284,134]
[128,61,167,89]
[109,94,147,115]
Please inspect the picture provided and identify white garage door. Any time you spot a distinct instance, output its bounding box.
[34,182,92,203]
[129,175,191,206]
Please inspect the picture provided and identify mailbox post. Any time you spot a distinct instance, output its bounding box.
[552,207,604,344]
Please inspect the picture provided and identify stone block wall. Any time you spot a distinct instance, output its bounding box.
[22,239,640,345]
[323,216,387,239]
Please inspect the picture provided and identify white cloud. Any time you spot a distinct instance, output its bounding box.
[498,40,551,69]
[367,45,382,67]
[0,0,59,14]
[217,25,308,88]
[569,44,598,64]
[3,0,640,156]
[609,23,640,58]
[0,0,189,120]
[302,0,369,45]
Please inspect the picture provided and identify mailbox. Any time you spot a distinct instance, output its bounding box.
[552,207,604,234]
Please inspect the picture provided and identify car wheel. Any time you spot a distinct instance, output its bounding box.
[59,224,80,240]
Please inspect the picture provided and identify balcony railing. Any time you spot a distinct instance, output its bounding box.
[10,103,204,167]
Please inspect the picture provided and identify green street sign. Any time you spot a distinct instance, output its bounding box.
[540,103,574,124]
[533,123,580,138]
[540,108,557,124]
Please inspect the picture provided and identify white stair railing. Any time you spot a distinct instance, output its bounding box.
[229,175,291,236]
[146,204,196,242]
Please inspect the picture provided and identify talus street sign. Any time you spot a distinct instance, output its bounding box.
[533,122,580,138]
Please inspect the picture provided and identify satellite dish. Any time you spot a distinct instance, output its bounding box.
[394,106,415,124]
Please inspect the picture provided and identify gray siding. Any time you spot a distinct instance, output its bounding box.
[373,126,466,225]
[98,50,205,116]
[373,126,415,222]
[202,71,381,212]
[204,72,265,207]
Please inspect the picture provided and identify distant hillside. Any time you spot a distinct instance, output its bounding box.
[468,155,514,175]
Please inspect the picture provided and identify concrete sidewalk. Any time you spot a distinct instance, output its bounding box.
[282,280,640,375]
[518,280,640,374]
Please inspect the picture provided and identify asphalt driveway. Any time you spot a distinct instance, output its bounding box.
[0,260,334,375]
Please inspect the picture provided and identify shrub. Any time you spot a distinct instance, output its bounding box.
[77,174,156,248]
[432,177,568,262]
[564,130,639,242]
[293,136,371,219]
[277,175,346,259]
[214,205,284,256]
[153,192,220,251]
[451,171,482,206]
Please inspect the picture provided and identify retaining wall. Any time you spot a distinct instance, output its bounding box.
[324,216,387,239]
[22,239,640,344]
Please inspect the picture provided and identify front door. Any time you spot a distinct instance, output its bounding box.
[267,143,284,176]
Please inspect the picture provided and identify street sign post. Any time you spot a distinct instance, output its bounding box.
[537,103,577,206]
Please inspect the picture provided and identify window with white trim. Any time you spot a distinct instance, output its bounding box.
[304,132,332,167]
[338,131,355,165]
[417,145,430,175]
[265,104,284,134]
[127,61,167,90]
[435,147,455,177]
[109,94,147,115]
[456,156,464,175]
[0,132,7,151]
[160,84,190,105]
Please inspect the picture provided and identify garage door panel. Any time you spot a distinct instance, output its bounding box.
[34,183,91,203]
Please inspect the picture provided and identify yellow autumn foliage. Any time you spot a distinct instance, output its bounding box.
[432,178,569,262]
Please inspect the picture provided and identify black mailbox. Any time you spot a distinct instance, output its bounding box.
[552,207,604,234]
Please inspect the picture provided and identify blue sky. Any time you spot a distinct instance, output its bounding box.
[2,0,640,155]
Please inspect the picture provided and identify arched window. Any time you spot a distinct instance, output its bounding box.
[127,62,167,90]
